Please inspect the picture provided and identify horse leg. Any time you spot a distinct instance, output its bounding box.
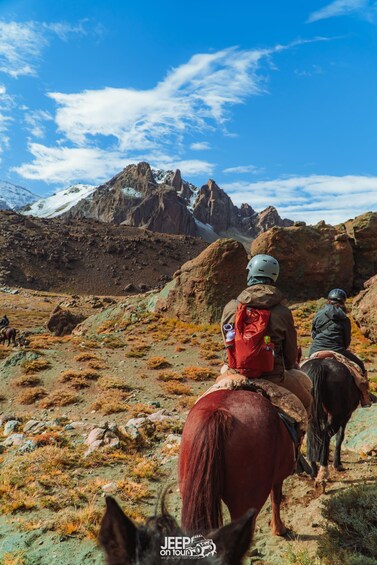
[270,482,287,536]
[333,419,349,471]
[315,428,331,492]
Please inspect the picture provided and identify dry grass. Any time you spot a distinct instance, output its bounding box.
[161,381,192,395]
[102,336,125,349]
[182,366,217,381]
[74,353,100,362]
[58,369,99,389]
[39,390,80,408]
[175,345,186,352]
[17,387,47,405]
[1,551,29,565]
[118,480,151,501]
[146,356,172,370]
[21,359,50,374]
[156,370,185,382]
[125,344,151,358]
[13,374,42,387]
[130,457,160,479]
[125,402,154,416]
[87,360,108,370]
[54,502,103,539]
[97,376,133,391]
[178,396,196,409]
[90,390,129,414]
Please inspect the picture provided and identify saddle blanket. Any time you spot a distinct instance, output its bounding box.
[195,369,308,440]
[305,350,368,388]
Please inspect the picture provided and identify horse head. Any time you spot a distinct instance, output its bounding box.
[99,496,255,565]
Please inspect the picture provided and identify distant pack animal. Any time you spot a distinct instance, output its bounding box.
[0,327,17,346]
[301,358,360,489]
[179,389,295,537]
[99,496,255,565]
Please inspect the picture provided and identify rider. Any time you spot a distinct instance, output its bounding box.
[0,315,9,329]
[221,254,312,415]
[309,288,371,406]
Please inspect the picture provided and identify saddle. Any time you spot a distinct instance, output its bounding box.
[307,350,368,388]
[196,369,308,445]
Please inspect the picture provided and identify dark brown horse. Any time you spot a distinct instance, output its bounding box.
[178,389,295,536]
[99,496,256,565]
[301,358,360,488]
[0,327,17,346]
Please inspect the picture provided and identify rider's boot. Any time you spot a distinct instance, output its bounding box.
[359,379,372,408]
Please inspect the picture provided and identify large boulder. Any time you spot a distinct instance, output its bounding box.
[251,223,354,300]
[352,275,377,343]
[47,306,85,336]
[154,238,248,323]
[343,212,377,291]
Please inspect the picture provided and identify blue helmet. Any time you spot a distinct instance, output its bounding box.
[328,288,347,303]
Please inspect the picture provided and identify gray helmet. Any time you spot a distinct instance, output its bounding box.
[328,288,347,303]
[246,254,279,282]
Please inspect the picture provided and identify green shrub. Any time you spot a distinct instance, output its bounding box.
[319,482,377,563]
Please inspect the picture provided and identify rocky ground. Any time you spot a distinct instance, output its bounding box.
[0,289,376,564]
[0,211,207,295]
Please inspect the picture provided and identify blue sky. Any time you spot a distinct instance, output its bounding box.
[0,0,377,223]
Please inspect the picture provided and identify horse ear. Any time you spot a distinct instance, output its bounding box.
[210,508,256,565]
[99,496,138,564]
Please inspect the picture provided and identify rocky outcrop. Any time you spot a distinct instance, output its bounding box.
[251,223,354,300]
[192,180,242,232]
[127,188,196,235]
[47,306,85,336]
[256,206,294,233]
[352,275,377,343]
[342,212,377,291]
[154,238,248,323]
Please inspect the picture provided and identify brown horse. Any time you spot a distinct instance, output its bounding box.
[178,389,295,536]
[0,327,17,346]
[99,496,256,565]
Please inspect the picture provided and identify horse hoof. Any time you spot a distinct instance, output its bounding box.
[272,525,288,537]
[333,464,345,472]
[315,480,327,494]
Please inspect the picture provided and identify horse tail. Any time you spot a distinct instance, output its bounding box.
[306,361,328,462]
[180,406,232,533]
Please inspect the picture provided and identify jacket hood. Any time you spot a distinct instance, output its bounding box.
[322,303,347,321]
[237,284,285,308]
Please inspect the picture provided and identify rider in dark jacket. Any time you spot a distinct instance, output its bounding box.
[0,315,9,329]
[309,289,365,374]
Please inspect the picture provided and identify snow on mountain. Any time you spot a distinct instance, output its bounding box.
[0,180,39,210]
[23,184,97,218]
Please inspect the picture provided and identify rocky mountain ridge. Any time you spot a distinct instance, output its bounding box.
[0,180,39,210]
[25,162,293,243]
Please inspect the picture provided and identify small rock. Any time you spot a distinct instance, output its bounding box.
[148,410,172,423]
[4,433,25,446]
[150,401,161,408]
[23,420,45,433]
[126,417,147,428]
[102,482,118,494]
[86,427,105,446]
[4,420,20,435]
[124,283,135,292]
[18,440,38,453]
[0,443,6,453]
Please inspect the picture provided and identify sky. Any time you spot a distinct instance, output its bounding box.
[0,0,377,224]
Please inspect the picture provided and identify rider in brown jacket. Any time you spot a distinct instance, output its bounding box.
[221,254,312,414]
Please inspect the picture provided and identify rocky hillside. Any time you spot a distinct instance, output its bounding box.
[0,210,206,295]
[25,162,293,243]
[0,180,39,210]
[251,212,377,300]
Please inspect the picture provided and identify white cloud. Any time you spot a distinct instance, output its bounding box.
[0,20,88,78]
[190,142,211,150]
[223,165,262,174]
[0,85,14,157]
[18,40,328,184]
[308,0,369,23]
[13,144,127,184]
[222,175,377,224]
[158,159,215,176]
[23,110,53,138]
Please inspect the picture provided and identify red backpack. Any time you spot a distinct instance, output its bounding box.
[226,304,275,378]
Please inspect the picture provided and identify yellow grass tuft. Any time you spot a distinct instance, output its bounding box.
[162,382,192,396]
[130,457,160,479]
[182,366,217,381]
[118,480,151,501]
[17,387,47,405]
[97,376,133,391]
[74,353,99,362]
[39,390,80,408]
[54,503,103,539]
[90,390,129,414]
[21,359,50,374]
[146,356,172,370]
[125,402,154,416]
[13,374,42,387]
[157,371,185,382]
